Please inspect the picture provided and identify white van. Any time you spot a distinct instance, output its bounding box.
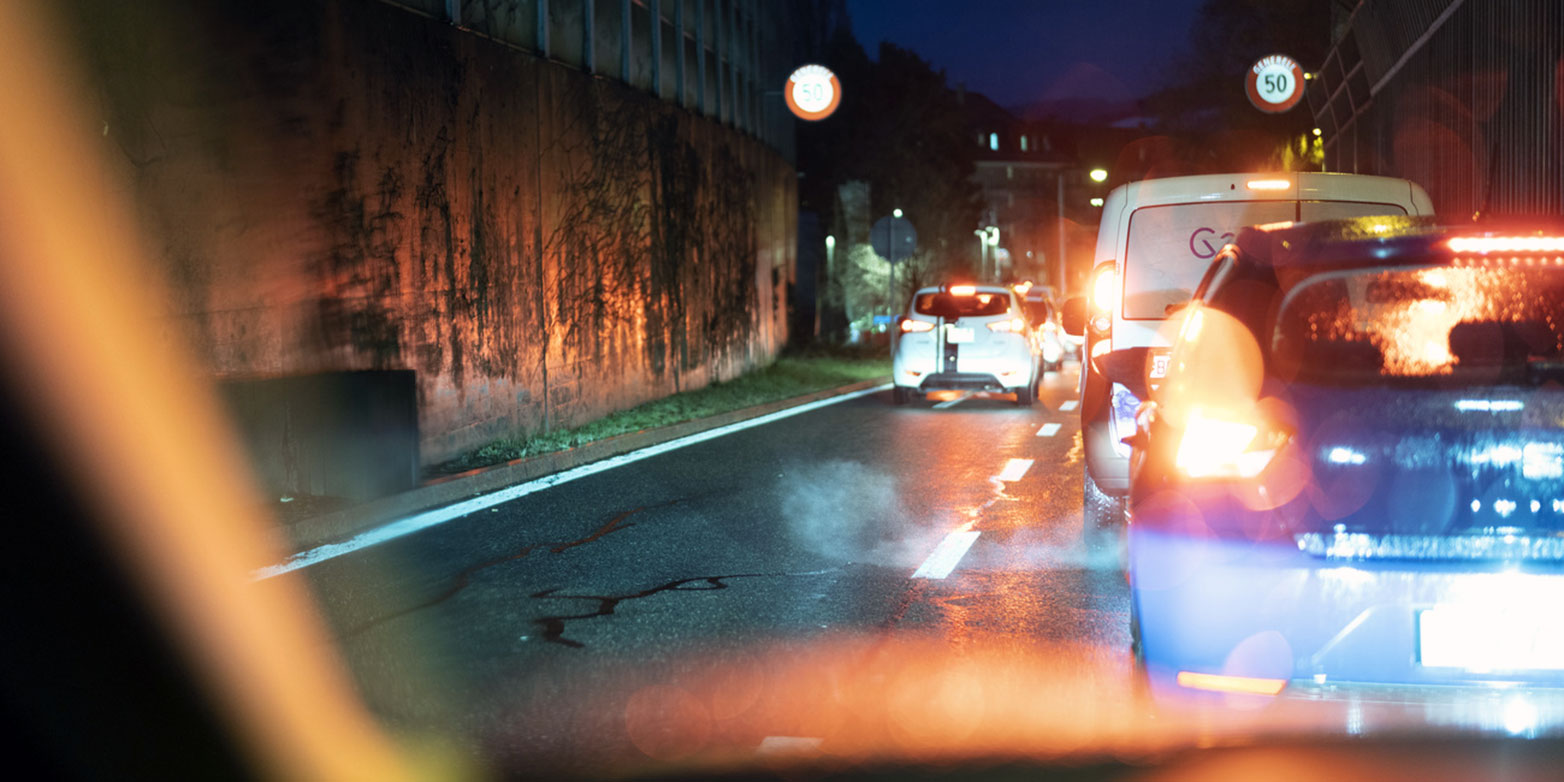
[1065,172,1434,545]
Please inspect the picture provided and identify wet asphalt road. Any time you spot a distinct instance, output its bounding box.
[297,358,1133,772]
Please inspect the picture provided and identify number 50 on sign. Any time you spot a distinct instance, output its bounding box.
[1245,54,1304,113]
[785,64,841,121]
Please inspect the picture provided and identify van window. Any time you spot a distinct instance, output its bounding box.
[1299,201,1409,221]
[1123,201,1294,319]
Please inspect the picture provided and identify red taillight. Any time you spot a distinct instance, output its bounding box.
[1091,265,1117,313]
[1174,407,1290,479]
[1449,236,1564,254]
[986,317,1026,333]
[900,318,934,333]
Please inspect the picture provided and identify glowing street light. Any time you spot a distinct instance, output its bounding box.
[892,208,903,218]
[1089,168,1108,183]
[974,228,989,280]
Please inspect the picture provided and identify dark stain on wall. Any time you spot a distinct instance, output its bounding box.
[57,0,794,463]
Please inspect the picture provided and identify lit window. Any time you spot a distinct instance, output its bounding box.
[1020,135,1029,151]
[1006,166,1014,179]
[989,132,998,151]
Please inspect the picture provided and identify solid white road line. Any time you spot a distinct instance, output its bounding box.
[911,530,981,579]
[932,392,972,409]
[1057,399,1079,411]
[254,382,894,580]
[1036,422,1062,437]
[996,458,1034,482]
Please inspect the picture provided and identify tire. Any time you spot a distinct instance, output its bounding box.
[893,386,913,405]
[1129,593,1145,667]
[1013,383,1034,407]
[1128,593,1152,699]
[1083,469,1126,553]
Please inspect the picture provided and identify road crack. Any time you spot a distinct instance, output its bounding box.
[344,501,673,637]
[531,569,835,648]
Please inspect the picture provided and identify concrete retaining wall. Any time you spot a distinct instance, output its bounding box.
[60,0,794,468]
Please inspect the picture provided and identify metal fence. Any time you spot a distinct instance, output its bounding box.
[1308,0,1562,218]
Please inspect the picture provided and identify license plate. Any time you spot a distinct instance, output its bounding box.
[946,327,974,344]
[1419,606,1564,671]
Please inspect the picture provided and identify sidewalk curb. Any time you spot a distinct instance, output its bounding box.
[281,377,890,551]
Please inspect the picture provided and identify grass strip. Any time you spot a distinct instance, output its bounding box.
[427,350,889,477]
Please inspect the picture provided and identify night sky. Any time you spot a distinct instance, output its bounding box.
[845,0,1207,110]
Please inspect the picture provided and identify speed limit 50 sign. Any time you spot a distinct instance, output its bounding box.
[1245,54,1304,113]
[785,64,841,121]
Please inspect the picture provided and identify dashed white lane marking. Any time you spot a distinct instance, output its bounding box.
[932,392,973,409]
[1036,422,1063,437]
[997,458,1034,482]
[1058,399,1079,411]
[911,530,981,579]
[911,458,1032,580]
[254,383,894,580]
[757,736,824,754]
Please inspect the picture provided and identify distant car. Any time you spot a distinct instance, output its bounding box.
[1064,172,1436,549]
[893,284,1040,406]
[1113,218,1564,699]
[1023,295,1066,372]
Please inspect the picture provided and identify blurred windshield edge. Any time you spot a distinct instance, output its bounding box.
[0,3,422,779]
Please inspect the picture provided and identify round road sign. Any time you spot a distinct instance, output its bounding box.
[785,64,841,121]
[1245,54,1305,113]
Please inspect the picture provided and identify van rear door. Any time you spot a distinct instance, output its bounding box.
[1115,200,1294,348]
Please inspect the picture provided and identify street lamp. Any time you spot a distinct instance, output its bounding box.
[823,235,836,338]
[1090,197,1104,207]
[984,225,1000,280]
[887,210,903,323]
[1089,168,1108,183]
[973,228,988,279]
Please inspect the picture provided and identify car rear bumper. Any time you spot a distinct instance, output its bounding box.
[913,372,1008,392]
[1131,528,1564,697]
[892,348,1034,390]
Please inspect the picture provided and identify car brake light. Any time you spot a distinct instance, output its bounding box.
[1176,671,1287,696]
[949,284,977,296]
[1245,178,1290,191]
[987,317,1026,333]
[1448,236,1564,254]
[1174,407,1289,479]
[1091,266,1117,312]
[900,318,934,333]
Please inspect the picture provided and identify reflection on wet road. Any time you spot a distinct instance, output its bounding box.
[301,359,1136,773]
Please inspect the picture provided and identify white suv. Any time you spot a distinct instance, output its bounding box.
[1062,172,1435,546]
[892,284,1040,406]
